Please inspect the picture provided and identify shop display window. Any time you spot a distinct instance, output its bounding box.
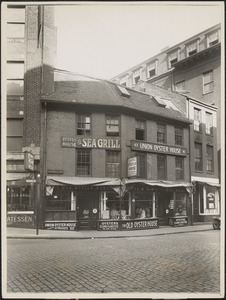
[7,186,32,211]
[46,187,72,211]
[200,185,219,215]
[174,192,187,216]
[134,192,153,219]
[101,191,130,220]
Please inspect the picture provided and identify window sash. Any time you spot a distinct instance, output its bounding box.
[195,143,202,171]
[205,113,213,134]
[106,151,120,177]
[203,71,214,94]
[106,116,119,136]
[157,124,166,143]
[77,114,91,135]
[175,158,184,180]
[77,150,91,176]
[157,155,166,179]
[175,127,183,146]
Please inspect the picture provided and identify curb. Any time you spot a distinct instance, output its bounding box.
[7,228,214,240]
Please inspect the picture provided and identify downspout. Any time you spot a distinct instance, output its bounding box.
[187,97,193,225]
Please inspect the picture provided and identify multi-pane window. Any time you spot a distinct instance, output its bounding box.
[175,157,184,180]
[157,123,166,144]
[106,115,120,136]
[7,186,31,211]
[106,151,120,178]
[194,143,202,171]
[168,51,178,68]
[175,127,183,146]
[135,119,145,141]
[194,108,201,132]
[7,119,23,151]
[207,145,214,172]
[175,80,185,92]
[77,114,91,135]
[187,41,198,56]
[157,155,166,180]
[7,6,25,38]
[7,61,24,96]
[205,112,213,135]
[133,69,141,85]
[147,61,157,78]
[77,149,91,176]
[203,70,214,94]
[207,31,219,47]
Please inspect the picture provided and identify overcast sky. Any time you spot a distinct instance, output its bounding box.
[54,2,223,80]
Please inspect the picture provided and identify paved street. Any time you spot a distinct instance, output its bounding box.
[7,230,221,295]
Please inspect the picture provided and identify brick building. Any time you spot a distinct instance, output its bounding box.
[5,4,56,227]
[40,70,192,230]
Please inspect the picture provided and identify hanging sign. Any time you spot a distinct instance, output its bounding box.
[24,151,34,171]
[128,157,138,177]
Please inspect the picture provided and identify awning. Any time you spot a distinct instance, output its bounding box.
[193,180,221,188]
[125,178,192,188]
[46,176,117,186]
[6,173,33,186]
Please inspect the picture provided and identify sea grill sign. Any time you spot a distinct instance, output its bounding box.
[131,140,187,156]
[61,137,120,150]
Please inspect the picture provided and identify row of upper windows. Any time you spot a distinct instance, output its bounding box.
[6,117,185,153]
[120,31,220,86]
[175,70,214,95]
[70,149,185,180]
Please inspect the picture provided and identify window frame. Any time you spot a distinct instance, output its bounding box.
[7,118,23,152]
[207,30,219,47]
[175,127,183,146]
[194,108,202,132]
[205,112,213,135]
[147,61,157,79]
[157,123,166,144]
[186,40,199,57]
[7,61,24,97]
[106,115,120,137]
[77,113,91,136]
[175,80,185,92]
[203,70,214,95]
[168,50,179,69]
[135,119,146,141]
[206,145,214,172]
[157,155,167,180]
[106,150,120,178]
[194,142,203,172]
[175,157,184,180]
[76,149,91,176]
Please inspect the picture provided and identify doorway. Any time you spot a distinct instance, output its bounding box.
[77,191,99,230]
[157,191,173,225]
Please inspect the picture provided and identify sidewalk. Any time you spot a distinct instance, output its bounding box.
[6,223,214,240]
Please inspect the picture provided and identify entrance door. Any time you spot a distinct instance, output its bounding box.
[77,191,99,230]
[157,192,173,225]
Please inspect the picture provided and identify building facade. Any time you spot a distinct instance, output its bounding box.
[134,81,220,223]
[5,4,56,228]
[40,70,192,231]
[111,24,222,152]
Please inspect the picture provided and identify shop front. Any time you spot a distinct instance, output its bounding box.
[44,176,192,230]
[7,173,35,228]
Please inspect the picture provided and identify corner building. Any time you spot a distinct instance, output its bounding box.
[41,70,192,231]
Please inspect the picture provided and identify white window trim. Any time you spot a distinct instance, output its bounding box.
[186,39,200,57]
[199,185,220,215]
[203,70,214,95]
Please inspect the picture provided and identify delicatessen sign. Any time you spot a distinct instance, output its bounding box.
[131,140,187,156]
[62,137,120,150]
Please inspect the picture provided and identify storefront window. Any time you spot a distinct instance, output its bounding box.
[46,187,71,210]
[100,191,130,220]
[134,192,153,219]
[201,185,219,215]
[7,186,32,211]
[174,192,187,216]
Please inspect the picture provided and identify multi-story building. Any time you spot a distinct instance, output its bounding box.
[111,24,222,152]
[134,81,220,223]
[40,70,192,230]
[5,4,56,228]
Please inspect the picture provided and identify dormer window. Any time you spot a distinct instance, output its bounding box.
[168,50,179,69]
[186,40,199,57]
[207,31,219,47]
[132,69,141,85]
[147,61,157,78]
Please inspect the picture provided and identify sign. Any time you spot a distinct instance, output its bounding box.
[24,151,34,171]
[44,221,77,231]
[61,137,121,150]
[131,140,187,156]
[169,216,188,227]
[26,179,36,183]
[7,213,34,228]
[93,208,97,214]
[98,221,119,231]
[128,157,138,177]
[169,199,174,209]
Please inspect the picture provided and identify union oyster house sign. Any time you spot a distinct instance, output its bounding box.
[61,137,121,150]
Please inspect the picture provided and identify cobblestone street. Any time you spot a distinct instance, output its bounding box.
[7,230,221,295]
